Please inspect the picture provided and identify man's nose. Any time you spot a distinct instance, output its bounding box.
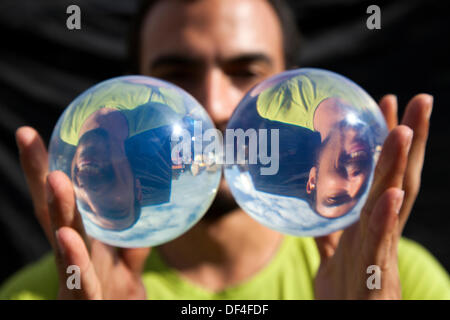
[198,68,241,129]
[346,173,364,198]
[335,165,361,198]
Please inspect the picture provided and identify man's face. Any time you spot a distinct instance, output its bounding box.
[139,0,285,212]
[307,123,373,218]
[71,128,138,229]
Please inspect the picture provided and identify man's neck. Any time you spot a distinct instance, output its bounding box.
[157,208,284,292]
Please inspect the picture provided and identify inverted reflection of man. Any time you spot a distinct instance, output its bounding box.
[306,109,375,218]
[257,75,382,218]
[71,114,141,230]
[61,80,184,230]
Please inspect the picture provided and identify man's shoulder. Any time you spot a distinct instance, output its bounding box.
[0,252,58,300]
[397,237,450,300]
[284,235,450,299]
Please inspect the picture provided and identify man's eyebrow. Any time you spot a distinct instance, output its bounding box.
[149,55,204,71]
[149,53,273,71]
[224,53,273,66]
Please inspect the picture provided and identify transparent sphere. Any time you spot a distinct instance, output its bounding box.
[224,68,388,237]
[49,76,221,247]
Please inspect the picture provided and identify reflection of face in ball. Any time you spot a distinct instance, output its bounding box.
[71,128,140,230]
[49,75,221,247]
[307,120,374,218]
[225,68,388,237]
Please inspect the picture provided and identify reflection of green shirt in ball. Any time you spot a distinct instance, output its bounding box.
[59,81,186,146]
[256,72,376,131]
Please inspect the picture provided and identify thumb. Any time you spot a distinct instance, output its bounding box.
[46,170,90,252]
[315,230,343,263]
[56,226,102,300]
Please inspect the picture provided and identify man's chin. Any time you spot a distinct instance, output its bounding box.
[201,179,239,223]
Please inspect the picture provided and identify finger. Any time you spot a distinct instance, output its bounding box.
[398,94,433,233]
[120,247,151,275]
[359,126,412,233]
[46,171,90,252]
[363,188,403,270]
[55,226,102,300]
[315,230,343,262]
[16,126,53,242]
[379,94,398,130]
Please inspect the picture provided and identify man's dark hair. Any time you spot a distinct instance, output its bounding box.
[127,0,301,74]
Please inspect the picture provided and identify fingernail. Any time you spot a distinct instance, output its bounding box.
[46,179,54,204]
[55,230,66,259]
[15,128,24,155]
[426,96,433,120]
[394,190,405,215]
[404,127,413,150]
[390,94,397,104]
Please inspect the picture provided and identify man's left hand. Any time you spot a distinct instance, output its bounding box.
[314,93,433,299]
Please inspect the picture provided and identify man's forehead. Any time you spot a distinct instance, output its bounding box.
[140,0,283,64]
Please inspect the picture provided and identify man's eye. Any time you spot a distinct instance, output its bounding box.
[228,70,259,78]
[348,167,361,176]
[159,71,192,81]
[228,70,265,89]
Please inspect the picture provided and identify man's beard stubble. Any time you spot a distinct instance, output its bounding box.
[201,178,240,223]
[200,121,240,223]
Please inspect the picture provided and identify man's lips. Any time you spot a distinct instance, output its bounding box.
[76,159,112,184]
[77,160,101,174]
[348,142,369,155]
[78,159,96,167]
[342,141,371,165]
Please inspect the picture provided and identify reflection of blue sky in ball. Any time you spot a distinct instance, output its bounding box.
[82,168,220,247]
[225,165,369,237]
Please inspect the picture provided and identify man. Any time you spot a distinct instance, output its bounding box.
[1,0,449,299]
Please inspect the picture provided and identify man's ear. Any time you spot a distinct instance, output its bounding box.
[306,166,317,194]
[135,178,142,202]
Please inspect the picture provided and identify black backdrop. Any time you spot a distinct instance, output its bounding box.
[1,0,449,284]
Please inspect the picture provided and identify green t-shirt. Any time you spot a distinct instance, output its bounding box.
[60,81,186,146]
[0,236,448,300]
[256,72,378,131]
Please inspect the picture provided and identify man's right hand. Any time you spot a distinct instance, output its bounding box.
[16,126,150,299]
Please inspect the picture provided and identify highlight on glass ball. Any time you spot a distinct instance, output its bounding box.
[224,68,388,237]
[48,75,221,247]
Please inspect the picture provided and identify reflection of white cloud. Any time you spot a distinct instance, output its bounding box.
[83,167,221,248]
[225,166,368,237]
[235,172,253,194]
